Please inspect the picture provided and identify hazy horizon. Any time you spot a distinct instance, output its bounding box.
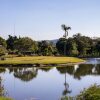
[0,0,100,40]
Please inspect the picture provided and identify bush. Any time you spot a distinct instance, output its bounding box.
[0,47,7,56]
[77,84,100,100]
[61,84,100,100]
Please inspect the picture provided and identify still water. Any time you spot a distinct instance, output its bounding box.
[0,58,100,100]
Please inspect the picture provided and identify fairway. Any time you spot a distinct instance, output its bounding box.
[0,56,84,66]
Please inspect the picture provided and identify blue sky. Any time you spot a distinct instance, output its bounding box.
[0,0,100,40]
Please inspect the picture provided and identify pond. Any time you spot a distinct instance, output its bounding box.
[0,58,100,100]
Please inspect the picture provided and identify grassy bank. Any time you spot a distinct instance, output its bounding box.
[0,56,84,66]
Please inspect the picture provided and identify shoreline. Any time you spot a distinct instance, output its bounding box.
[0,62,85,67]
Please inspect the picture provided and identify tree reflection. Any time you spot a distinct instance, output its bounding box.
[0,77,7,96]
[0,77,4,96]
[74,64,94,80]
[73,64,100,79]
[8,67,23,73]
[62,73,71,96]
[13,67,38,82]
[56,64,100,80]
[94,64,100,75]
[0,67,6,73]
[38,67,53,72]
[56,66,74,75]
[56,67,72,96]
[0,63,100,82]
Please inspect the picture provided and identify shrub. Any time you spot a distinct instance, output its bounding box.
[61,84,100,100]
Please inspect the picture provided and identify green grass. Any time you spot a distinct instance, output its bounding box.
[0,56,84,65]
[0,97,12,100]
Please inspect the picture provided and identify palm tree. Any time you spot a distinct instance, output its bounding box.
[61,24,71,39]
[61,24,71,56]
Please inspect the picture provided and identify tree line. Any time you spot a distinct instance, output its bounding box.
[0,35,57,56]
[0,33,99,57]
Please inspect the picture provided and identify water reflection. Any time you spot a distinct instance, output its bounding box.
[0,76,7,97]
[0,64,100,82]
[62,73,71,96]
[56,64,100,80]
[0,68,6,73]
[74,64,94,80]
[86,58,100,64]
[56,66,74,75]
[0,58,100,100]
[0,69,7,97]
[14,68,38,82]
[38,67,53,72]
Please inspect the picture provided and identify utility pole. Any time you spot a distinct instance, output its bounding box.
[14,24,15,36]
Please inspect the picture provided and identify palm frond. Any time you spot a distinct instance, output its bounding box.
[61,24,71,31]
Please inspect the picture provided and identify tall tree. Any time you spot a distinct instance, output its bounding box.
[66,38,78,56]
[38,41,55,56]
[56,38,66,55]
[56,38,78,56]
[96,41,100,56]
[0,36,7,56]
[61,24,71,56]
[6,35,18,50]
[0,37,7,48]
[73,33,93,56]
[14,37,38,55]
[61,24,71,39]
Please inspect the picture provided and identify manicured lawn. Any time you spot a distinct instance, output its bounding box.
[0,56,84,65]
[0,97,12,100]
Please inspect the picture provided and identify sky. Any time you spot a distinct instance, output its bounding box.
[0,0,100,40]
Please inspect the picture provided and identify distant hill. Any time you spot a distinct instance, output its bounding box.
[37,39,58,46]
[50,39,58,45]
[46,39,58,45]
